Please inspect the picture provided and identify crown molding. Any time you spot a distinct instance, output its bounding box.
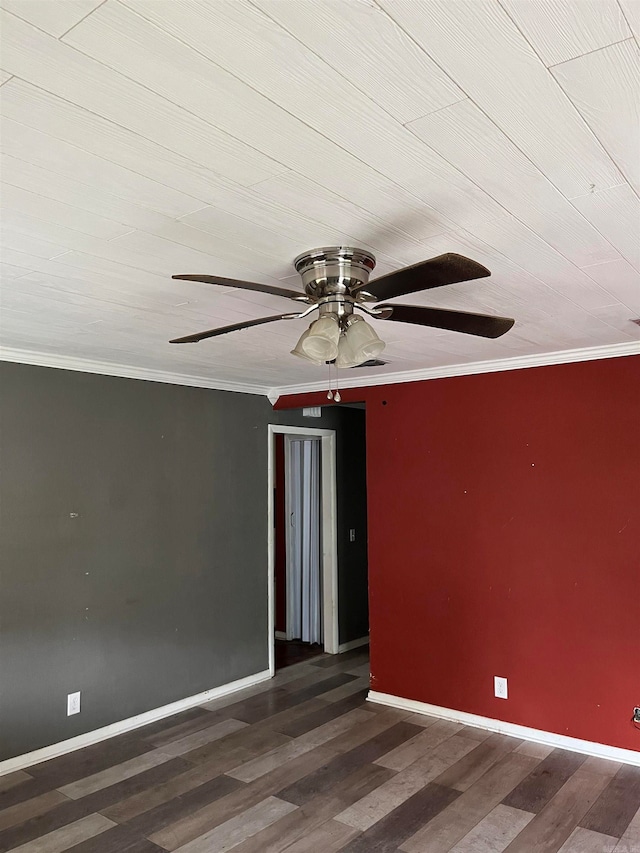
[0,347,268,396]
[3,342,638,402]
[267,341,640,402]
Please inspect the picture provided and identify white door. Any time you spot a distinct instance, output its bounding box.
[286,437,322,645]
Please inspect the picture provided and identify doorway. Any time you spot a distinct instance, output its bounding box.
[268,425,338,675]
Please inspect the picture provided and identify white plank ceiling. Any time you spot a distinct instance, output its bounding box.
[0,0,638,394]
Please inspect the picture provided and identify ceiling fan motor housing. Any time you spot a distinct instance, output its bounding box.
[294,246,378,328]
[294,247,376,298]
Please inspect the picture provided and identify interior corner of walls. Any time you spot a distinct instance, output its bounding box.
[267,389,280,406]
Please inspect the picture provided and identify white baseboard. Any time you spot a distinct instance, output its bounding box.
[0,669,271,777]
[368,690,640,767]
[274,631,288,641]
[338,635,370,653]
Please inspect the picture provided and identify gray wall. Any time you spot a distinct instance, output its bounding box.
[0,362,367,761]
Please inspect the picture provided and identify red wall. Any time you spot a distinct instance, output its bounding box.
[276,355,640,751]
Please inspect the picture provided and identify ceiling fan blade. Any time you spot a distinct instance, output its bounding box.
[361,253,490,302]
[172,274,307,301]
[170,314,294,344]
[376,304,515,338]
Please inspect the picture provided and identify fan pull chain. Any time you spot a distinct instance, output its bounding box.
[326,362,333,400]
[334,365,341,403]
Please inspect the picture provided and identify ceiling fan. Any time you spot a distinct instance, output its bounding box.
[170,247,515,368]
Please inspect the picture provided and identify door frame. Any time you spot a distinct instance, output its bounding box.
[267,424,339,676]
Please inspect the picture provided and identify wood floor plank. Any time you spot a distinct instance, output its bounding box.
[0,791,68,833]
[455,726,493,743]
[57,750,173,799]
[346,662,370,678]
[401,713,441,729]
[25,737,153,788]
[159,719,248,757]
[558,826,618,852]
[146,745,338,850]
[246,697,331,734]
[337,733,478,831]
[170,796,297,853]
[180,725,290,766]
[274,818,359,853]
[228,763,394,853]
[147,713,410,850]
[0,772,32,793]
[434,733,523,792]
[399,751,541,852]
[316,708,412,757]
[213,673,357,726]
[276,721,423,806]
[0,759,191,852]
[317,677,369,704]
[194,664,317,715]
[197,682,285,714]
[61,822,165,853]
[278,668,353,695]
[375,720,465,772]
[100,759,245,823]
[0,774,80,812]
[276,692,370,739]
[123,774,243,837]
[134,709,214,744]
[513,741,554,760]
[501,765,614,853]
[5,813,115,853]
[339,782,460,853]
[580,764,640,838]
[269,663,325,686]
[501,748,587,813]
[143,711,230,749]
[227,708,373,783]
[614,803,640,852]
[449,804,534,853]
[310,648,368,669]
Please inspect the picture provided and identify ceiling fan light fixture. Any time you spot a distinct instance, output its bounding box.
[300,314,341,361]
[172,248,514,356]
[335,333,362,368]
[290,327,324,364]
[344,315,385,363]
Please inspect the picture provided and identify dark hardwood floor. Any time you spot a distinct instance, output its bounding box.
[275,639,324,670]
[1,647,639,852]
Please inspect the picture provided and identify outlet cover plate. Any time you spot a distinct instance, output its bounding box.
[494,676,508,700]
[67,691,81,716]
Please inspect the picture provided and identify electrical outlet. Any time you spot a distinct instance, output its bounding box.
[633,706,640,722]
[67,691,81,716]
[494,676,508,700]
[349,529,356,542]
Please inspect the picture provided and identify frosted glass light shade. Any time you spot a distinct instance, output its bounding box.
[336,333,362,368]
[291,327,324,364]
[301,315,340,361]
[344,315,385,362]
